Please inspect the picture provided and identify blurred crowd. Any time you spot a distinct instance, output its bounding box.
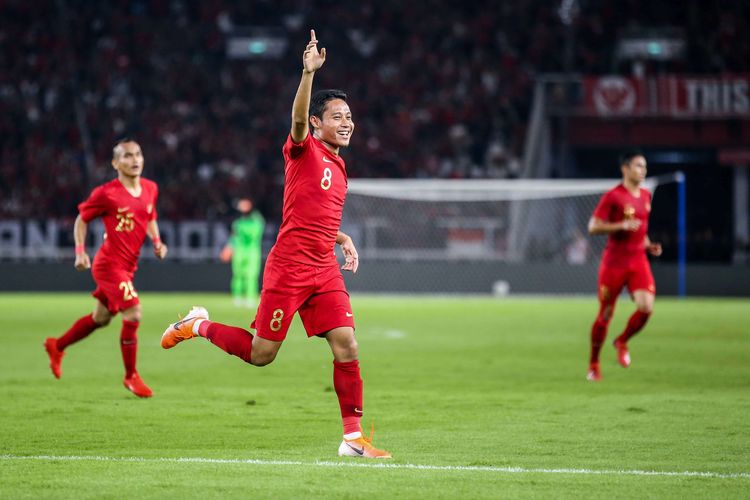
[1,0,748,221]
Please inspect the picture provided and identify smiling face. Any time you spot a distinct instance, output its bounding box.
[310,98,354,152]
[112,141,144,179]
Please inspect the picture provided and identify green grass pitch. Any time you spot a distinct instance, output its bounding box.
[0,293,748,498]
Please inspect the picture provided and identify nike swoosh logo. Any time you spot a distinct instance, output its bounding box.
[345,312,354,317]
[354,408,363,414]
[322,156,335,163]
[172,317,191,330]
[345,443,364,456]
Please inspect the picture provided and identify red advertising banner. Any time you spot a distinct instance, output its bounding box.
[582,74,750,118]
[659,75,750,117]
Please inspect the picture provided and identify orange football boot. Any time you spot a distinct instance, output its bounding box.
[338,426,392,459]
[161,306,209,349]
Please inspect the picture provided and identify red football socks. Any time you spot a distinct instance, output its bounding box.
[333,359,364,435]
[120,320,139,377]
[616,310,651,344]
[590,319,608,364]
[57,314,100,351]
[204,322,254,363]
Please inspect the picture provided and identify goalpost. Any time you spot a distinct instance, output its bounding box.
[342,176,685,296]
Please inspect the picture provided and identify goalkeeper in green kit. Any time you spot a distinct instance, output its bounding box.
[221,198,265,307]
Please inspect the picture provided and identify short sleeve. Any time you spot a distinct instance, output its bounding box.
[78,186,108,222]
[592,191,614,221]
[282,133,311,160]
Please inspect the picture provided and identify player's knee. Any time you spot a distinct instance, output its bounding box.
[250,350,277,367]
[636,302,653,314]
[597,305,614,324]
[92,312,111,326]
[121,306,142,323]
[340,336,359,360]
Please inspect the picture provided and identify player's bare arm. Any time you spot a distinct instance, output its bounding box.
[588,216,641,235]
[147,220,168,259]
[337,230,359,273]
[291,29,326,143]
[73,214,91,271]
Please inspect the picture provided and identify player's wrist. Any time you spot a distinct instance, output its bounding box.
[152,237,162,249]
[75,244,85,256]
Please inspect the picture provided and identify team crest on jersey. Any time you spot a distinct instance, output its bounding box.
[115,207,135,232]
[623,205,635,220]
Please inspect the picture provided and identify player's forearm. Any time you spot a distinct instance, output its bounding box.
[291,71,314,142]
[73,215,88,247]
[588,218,623,235]
[336,231,350,245]
[147,221,163,246]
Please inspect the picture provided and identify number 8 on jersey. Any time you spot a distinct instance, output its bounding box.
[321,167,332,190]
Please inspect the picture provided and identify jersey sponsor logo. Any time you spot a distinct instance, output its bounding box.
[115,207,135,232]
[322,156,335,163]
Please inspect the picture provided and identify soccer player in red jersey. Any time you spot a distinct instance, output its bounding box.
[161,30,391,458]
[586,151,662,381]
[44,139,168,397]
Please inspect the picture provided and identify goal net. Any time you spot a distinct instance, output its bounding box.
[341,178,671,295]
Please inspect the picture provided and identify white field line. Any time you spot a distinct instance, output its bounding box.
[1,454,748,480]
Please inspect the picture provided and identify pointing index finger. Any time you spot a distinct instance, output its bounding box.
[310,29,316,41]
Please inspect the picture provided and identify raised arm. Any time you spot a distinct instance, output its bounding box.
[291,29,326,143]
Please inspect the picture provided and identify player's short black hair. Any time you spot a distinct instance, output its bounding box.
[112,137,138,159]
[619,149,644,167]
[309,89,347,128]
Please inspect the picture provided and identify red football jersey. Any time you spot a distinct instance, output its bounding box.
[271,133,348,266]
[78,178,158,272]
[592,184,651,263]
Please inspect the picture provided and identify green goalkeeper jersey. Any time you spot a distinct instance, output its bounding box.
[231,211,265,254]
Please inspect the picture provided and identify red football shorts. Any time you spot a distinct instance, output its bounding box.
[597,256,655,304]
[91,260,140,314]
[251,254,355,342]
